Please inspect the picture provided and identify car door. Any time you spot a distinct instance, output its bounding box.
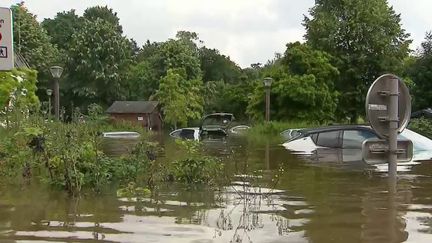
[311,130,343,163]
[341,129,378,162]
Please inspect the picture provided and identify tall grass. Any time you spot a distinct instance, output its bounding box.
[245,120,320,145]
[248,120,319,137]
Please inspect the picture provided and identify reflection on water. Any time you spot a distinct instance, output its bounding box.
[1,138,432,242]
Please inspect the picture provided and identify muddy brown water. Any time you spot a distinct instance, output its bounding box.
[1,137,432,242]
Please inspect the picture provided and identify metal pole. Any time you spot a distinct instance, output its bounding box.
[48,96,51,121]
[265,87,270,122]
[54,78,60,120]
[265,141,270,170]
[388,77,399,179]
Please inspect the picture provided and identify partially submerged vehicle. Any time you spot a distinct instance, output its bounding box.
[169,113,250,140]
[200,113,235,139]
[280,128,303,141]
[169,127,200,141]
[103,131,140,138]
[281,125,432,164]
[102,131,141,156]
[229,125,251,135]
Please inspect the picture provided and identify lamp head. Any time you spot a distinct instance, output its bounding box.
[263,77,273,87]
[49,66,63,79]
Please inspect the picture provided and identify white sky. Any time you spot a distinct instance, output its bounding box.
[2,0,431,67]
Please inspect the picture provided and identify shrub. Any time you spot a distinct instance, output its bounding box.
[171,140,224,186]
[408,118,432,139]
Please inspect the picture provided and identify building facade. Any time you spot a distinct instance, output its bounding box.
[106,101,162,131]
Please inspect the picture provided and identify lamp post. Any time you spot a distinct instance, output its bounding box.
[46,88,52,120]
[263,77,273,122]
[49,66,63,121]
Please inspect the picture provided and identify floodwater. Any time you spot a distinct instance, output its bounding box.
[2,137,432,243]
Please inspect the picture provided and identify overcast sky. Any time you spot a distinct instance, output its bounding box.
[2,0,431,67]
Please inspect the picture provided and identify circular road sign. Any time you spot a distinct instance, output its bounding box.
[365,74,411,139]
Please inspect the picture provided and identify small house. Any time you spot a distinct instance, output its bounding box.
[106,101,162,131]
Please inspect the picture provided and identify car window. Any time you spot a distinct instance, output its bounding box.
[316,131,340,148]
[170,130,181,138]
[342,130,377,149]
[311,133,318,144]
[180,129,195,139]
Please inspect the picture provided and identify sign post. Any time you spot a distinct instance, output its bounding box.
[0,7,14,71]
[388,76,399,179]
[364,74,412,178]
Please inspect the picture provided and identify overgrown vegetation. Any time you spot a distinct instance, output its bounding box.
[408,118,432,139]
[0,68,225,197]
[171,140,224,186]
[0,116,226,195]
[247,121,319,137]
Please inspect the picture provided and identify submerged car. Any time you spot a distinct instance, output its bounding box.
[200,113,235,138]
[170,113,250,140]
[282,125,432,164]
[169,127,200,140]
[102,131,141,156]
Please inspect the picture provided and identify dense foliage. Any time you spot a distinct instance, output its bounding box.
[11,3,59,91]
[66,18,132,107]
[409,118,432,139]
[8,1,432,127]
[0,112,225,195]
[304,0,411,121]
[0,69,40,117]
[247,43,339,123]
[408,32,432,110]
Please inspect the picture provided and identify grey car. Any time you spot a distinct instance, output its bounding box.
[282,125,432,164]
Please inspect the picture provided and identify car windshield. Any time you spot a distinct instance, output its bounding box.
[202,114,233,127]
[399,129,432,151]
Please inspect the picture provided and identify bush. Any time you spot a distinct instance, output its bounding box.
[408,118,432,139]
[0,113,226,194]
[171,140,224,186]
[0,113,155,195]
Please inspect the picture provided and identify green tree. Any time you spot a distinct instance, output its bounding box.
[282,42,339,88]
[136,40,161,62]
[203,80,254,120]
[126,32,202,102]
[126,60,156,100]
[247,74,337,122]
[158,38,202,80]
[246,43,339,122]
[199,47,242,83]
[66,18,132,107]
[42,10,83,51]
[304,0,411,121]
[408,32,432,110]
[11,3,59,89]
[155,69,203,128]
[83,6,122,33]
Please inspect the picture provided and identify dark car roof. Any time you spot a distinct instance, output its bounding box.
[297,125,375,138]
[202,113,234,120]
[201,113,235,130]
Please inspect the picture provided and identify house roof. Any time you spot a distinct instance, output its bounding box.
[106,101,159,114]
[14,51,30,69]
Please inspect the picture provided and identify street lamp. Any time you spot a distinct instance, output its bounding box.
[263,77,273,122]
[46,88,52,120]
[49,66,63,120]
